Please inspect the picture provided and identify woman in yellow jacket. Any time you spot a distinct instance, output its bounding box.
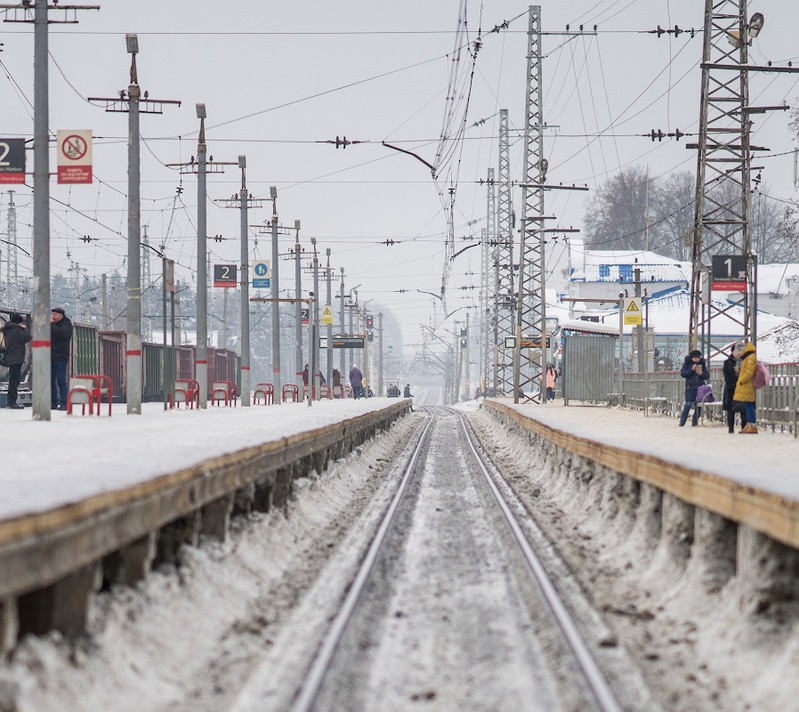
[733,341,758,434]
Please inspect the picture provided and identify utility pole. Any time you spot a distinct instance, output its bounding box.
[221,157,263,407]
[309,238,321,403]
[464,311,470,400]
[293,223,303,382]
[339,268,346,378]
[689,1,798,355]
[167,105,234,408]
[89,33,180,414]
[485,167,497,396]
[496,110,514,396]
[5,191,18,308]
[514,6,545,405]
[2,0,99,420]
[378,312,383,397]
[325,248,333,386]
[513,8,591,403]
[270,188,282,402]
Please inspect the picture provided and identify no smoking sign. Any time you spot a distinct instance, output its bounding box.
[57,130,93,184]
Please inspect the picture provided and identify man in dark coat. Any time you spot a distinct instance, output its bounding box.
[1,313,31,409]
[50,307,73,410]
[679,349,709,426]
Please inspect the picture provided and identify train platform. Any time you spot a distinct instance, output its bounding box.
[0,398,406,524]
[483,399,799,548]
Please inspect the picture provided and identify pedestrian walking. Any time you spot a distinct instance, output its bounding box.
[545,364,557,401]
[733,341,759,434]
[723,342,747,434]
[1,313,31,409]
[403,383,413,398]
[50,307,73,410]
[349,364,363,399]
[679,349,709,427]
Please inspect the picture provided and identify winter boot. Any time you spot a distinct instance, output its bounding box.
[740,424,759,434]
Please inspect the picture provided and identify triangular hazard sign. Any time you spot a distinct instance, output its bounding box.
[323,306,333,316]
[626,300,640,312]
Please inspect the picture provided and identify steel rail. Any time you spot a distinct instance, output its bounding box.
[455,409,624,712]
[290,409,434,712]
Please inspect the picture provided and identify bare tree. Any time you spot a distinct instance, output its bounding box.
[583,166,656,250]
[651,171,694,261]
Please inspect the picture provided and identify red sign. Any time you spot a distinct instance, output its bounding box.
[57,130,92,184]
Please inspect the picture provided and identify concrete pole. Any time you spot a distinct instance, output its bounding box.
[349,290,356,374]
[339,268,346,378]
[31,0,52,420]
[378,312,384,396]
[238,156,250,407]
[196,106,208,408]
[270,189,282,403]
[325,248,333,385]
[294,227,302,384]
[465,311,470,400]
[126,62,142,414]
[311,237,320,402]
[101,273,108,328]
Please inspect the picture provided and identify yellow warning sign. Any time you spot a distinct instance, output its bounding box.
[623,297,643,325]
[321,305,334,325]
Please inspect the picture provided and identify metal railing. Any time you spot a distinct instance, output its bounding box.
[619,363,799,435]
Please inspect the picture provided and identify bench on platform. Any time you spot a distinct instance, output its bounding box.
[211,381,237,407]
[253,383,274,405]
[169,378,200,409]
[67,374,113,416]
[282,384,300,402]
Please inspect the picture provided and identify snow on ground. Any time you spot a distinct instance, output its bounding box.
[498,400,799,503]
[0,398,406,522]
[0,412,425,712]
[472,402,799,711]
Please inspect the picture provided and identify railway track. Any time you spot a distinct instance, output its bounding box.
[272,406,636,712]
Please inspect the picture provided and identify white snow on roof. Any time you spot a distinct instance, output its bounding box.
[755,263,799,295]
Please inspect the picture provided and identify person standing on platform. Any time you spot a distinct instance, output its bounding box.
[733,341,759,434]
[723,342,747,434]
[50,307,73,411]
[1,313,31,409]
[679,349,709,427]
[545,364,558,401]
[349,364,363,399]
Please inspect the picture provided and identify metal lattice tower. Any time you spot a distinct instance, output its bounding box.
[141,224,151,287]
[484,168,497,394]
[689,0,751,351]
[6,190,18,307]
[496,109,514,394]
[515,5,545,402]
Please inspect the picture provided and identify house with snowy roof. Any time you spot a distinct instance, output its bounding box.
[566,239,690,305]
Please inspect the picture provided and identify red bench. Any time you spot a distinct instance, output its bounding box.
[211,380,237,407]
[67,374,113,416]
[253,382,274,405]
[169,378,200,409]
[282,384,299,402]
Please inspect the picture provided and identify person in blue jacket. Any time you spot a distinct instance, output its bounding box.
[679,349,709,426]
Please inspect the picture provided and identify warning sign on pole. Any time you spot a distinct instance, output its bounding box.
[623,297,643,325]
[57,130,92,184]
[321,305,334,325]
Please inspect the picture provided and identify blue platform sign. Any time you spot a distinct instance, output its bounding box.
[252,260,271,288]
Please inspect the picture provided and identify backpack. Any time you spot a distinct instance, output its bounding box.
[752,362,770,389]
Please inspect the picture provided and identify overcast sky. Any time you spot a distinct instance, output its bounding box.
[2,0,799,356]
